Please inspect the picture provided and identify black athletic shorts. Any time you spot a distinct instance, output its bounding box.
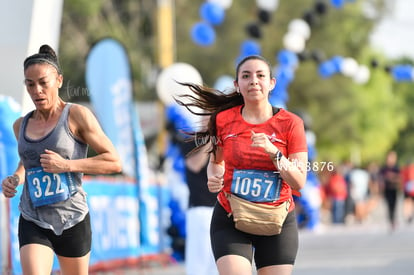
[18,213,92,257]
[210,202,298,268]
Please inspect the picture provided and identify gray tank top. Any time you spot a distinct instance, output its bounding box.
[18,103,89,235]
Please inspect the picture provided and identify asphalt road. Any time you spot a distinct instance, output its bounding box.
[294,223,414,275]
[93,198,414,275]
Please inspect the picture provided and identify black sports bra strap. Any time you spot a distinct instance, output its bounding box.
[272,106,280,115]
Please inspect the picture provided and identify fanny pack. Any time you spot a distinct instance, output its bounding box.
[226,192,290,236]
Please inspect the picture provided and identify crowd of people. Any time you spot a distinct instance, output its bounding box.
[319,151,414,232]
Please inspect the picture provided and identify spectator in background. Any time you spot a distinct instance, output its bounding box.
[180,141,219,275]
[367,161,381,198]
[348,167,370,223]
[341,160,356,224]
[365,162,381,219]
[172,115,219,275]
[401,159,414,224]
[325,168,348,224]
[379,151,401,231]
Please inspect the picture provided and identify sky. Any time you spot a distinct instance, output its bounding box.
[370,0,414,59]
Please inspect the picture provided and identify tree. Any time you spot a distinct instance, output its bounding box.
[391,58,414,164]
[59,0,157,101]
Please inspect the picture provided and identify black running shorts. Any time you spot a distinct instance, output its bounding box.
[210,202,298,268]
[18,213,92,257]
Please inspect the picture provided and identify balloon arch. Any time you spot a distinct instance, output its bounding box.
[189,0,413,89]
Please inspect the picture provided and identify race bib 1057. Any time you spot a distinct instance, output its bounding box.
[231,169,282,202]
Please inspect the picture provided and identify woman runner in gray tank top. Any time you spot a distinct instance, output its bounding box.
[1,44,122,275]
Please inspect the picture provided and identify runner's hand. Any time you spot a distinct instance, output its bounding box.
[40,149,70,173]
[207,175,224,193]
[1,175,19,198]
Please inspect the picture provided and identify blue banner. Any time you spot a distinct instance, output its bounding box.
[0,96,21,271]
[0,96,21,189]
[85,38,158,253]
[86,38,136,178]
[84,179,141,263]
[130,106,158,252]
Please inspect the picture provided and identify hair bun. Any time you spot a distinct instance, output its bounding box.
[39,44,57,58]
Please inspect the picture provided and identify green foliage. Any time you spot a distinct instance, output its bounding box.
[59,0,157,101]
[391,68,414,165]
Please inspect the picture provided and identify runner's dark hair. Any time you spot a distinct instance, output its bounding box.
[175,55,273,157]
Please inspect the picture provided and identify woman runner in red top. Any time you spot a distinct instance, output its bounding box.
[176,55,307,275]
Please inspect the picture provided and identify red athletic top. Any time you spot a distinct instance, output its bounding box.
[401,164,414,196]
[215,105,308,213]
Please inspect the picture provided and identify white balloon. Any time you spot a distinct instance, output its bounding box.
[283,32,306,53]
[306,130,316,146]
[156,62,203,106]
[288,19,311,40]
[340,57,359,77]
[214,75,235,94]
[353,65,370,84]
[256,0,279,12]
[208,0,233,10]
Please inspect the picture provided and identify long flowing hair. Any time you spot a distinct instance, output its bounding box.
[175,83,243,156]
[174,55,273,156]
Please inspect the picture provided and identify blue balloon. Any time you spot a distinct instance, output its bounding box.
[273,79,289,93]
[234,55,244,67]
[275,66,295,83]
[166,104,195,135]
[165,143,179,159]
[171,251,184,262]
[277,50,298,67]
[273,86,289,102]
[240,40,261,56]
[166,105,179,122]
[200,2,225,26]
[169,199,186,236]
[308,144,317,161]
[318,60,336,78]
[191,22,216,46]
[391,65,413,82]
[306,170,319,186]
[268,95,287,109]
[331,0,345,8]
[173,154,185,173]
[330,56,344,72]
